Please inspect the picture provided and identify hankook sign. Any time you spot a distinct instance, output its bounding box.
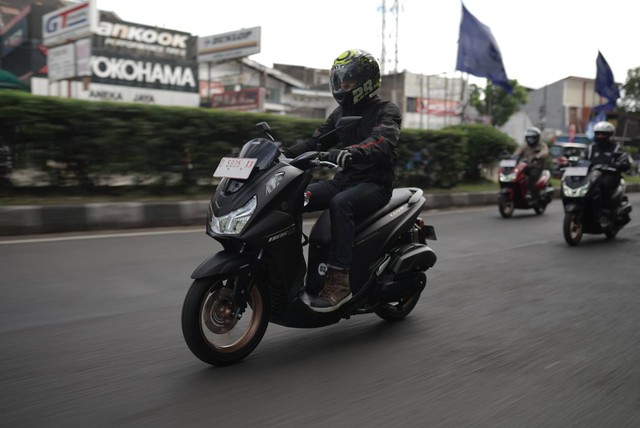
[95,20,193,59]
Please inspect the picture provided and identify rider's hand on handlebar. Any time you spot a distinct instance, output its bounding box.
[319,149,353,168]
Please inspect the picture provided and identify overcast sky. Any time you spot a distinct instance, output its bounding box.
[96,0,638,90]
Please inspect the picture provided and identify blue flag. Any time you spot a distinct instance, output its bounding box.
[455,3,512,94]
[593,51,619,112]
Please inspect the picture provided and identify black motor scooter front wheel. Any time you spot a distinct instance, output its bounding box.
[182,275,270,366]
[498,193,514,218]
[563,211,583,246]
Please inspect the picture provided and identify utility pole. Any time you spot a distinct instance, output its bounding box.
[393,0,399,73]
[379,0,386,74]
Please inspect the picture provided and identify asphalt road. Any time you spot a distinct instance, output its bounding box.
[1,195,640,428]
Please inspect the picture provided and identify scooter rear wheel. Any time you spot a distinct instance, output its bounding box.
[374,291,421,321]
[182,275,270,366]
[563,212,583,246]
[534,201,547,215]
[604,226,619,239]
[498,194,514,218]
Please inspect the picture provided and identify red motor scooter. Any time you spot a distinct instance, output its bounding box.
[497,155,554,218]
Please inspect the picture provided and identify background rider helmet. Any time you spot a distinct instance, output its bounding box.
[330,49,381,108]
[524,127,541,146]
[593,121,616,147]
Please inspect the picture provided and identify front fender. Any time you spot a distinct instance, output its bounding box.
[562,200,582,213]
[191,250,257,279]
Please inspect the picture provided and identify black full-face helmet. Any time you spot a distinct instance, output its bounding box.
[330,49,381,108]
[593,121,615,145]
[524,127,541,146]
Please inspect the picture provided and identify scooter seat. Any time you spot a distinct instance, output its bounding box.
[309,188,415,244]
[355,188,414,232]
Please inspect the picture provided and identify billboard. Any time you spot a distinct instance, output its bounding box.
[42,0,98,47]
[1,6,30,58]
[94,19,194,60]
[416,98,461,117]
[78,83,198,106]
[90,18,198,97]
[211,88,262,110]
[198,27,261,63]
[90,53,198,92]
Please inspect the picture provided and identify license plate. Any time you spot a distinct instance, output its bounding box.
[213,157,257,179]
[563,166,588,177]
[500,159,517,167]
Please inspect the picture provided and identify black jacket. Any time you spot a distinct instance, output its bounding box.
[283,95,402,189]
[587,141,632,173]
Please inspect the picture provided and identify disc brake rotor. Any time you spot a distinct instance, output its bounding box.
[203,287,240,334]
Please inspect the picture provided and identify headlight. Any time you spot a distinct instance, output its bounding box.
[265,172,285,195]
[562,182,589,197]
[499,171,517,182]
[210,196,257,234]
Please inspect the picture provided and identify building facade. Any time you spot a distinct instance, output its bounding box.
[523,76,607,135]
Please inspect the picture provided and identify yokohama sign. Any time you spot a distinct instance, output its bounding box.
[90,55,197,91]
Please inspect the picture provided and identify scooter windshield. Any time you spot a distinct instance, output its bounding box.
[238,138,280,171]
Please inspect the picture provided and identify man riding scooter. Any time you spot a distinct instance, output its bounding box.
[513,127,548,201]
[586,121,632,228]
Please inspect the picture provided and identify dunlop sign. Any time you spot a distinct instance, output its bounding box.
[197,27,261,63]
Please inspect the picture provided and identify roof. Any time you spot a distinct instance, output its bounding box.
[240,58,306,89]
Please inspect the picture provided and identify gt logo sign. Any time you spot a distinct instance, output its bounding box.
[352,79,374,104]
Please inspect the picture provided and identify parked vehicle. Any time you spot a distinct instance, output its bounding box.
[561,158,632,246]
[497,156,554,218]
[550,142,587,178]
[181,118,438,366]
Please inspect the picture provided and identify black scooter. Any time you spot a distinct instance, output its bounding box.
[181,117,437,366]
[561,157,632,246]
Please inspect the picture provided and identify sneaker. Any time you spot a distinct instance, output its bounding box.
[309,268,352,312]
[524,191,533,201]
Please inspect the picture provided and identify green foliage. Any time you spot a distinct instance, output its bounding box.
[447,123,518,180]
[397,128,467,188]
[621,66,640,112]
[0,91,512,191]
[0,91,323,188]
[469,80,528,127]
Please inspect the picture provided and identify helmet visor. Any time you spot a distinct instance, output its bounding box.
[331,67,357,92]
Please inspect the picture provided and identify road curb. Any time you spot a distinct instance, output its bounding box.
[1,185,638,236]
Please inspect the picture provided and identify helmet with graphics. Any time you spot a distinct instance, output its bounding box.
[330,49,381,108]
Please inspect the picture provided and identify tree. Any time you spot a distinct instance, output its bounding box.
[621,66,640,113]
[468,79,528,127]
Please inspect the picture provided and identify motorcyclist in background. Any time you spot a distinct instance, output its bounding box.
[513,127,548,200]
[281,49,402,312]
[586,121,632,228]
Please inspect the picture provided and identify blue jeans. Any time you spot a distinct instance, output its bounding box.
[305,180,391,270]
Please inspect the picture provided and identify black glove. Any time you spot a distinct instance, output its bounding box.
[616,157,630,172]
[319,149,352,168]
[280,147,293,158]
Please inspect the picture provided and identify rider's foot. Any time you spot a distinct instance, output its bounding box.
[524,191,533,201]
[309,268,352,312]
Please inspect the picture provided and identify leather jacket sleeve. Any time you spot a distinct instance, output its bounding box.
[345,102,401,166]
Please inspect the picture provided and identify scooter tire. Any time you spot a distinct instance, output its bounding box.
[563,212,583,246]
[374,291,421,321]
[534,202,547,215]
[604,227,619,239]
[181,275,270,366]
[498,194,514,218]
